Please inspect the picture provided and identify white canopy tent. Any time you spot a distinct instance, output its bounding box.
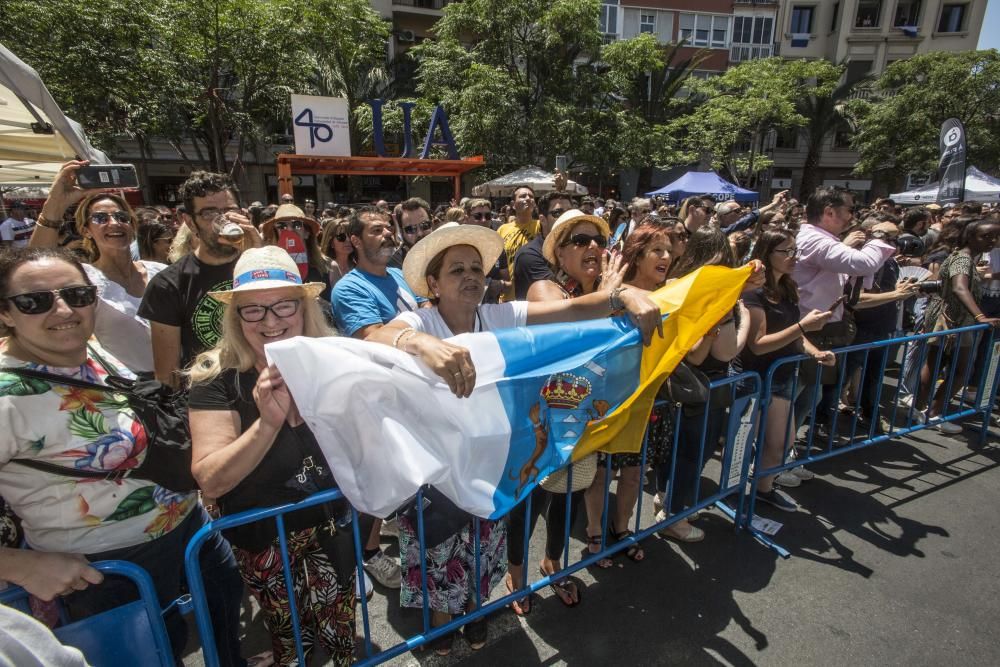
[0,42,108,187]
[890,166,1000,204]
[472,166,588,197]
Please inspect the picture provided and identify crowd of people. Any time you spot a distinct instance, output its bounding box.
[1,159,998,665]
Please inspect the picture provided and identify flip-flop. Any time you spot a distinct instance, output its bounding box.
[504,573,532,616]
[539,567,580,607]
[585,534,613,569]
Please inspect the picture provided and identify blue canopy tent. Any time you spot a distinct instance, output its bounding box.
[646,170,758,202]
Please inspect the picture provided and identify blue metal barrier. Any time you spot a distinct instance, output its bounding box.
[0,560,176,667]
[739,324,1000,556]
[185,373,762,666]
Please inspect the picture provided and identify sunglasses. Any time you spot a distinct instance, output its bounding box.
[236,298,301,323]
[3,285,98,315]
[470,212,492,221]
[548,208,568,218]
[334,233,348,242]
[275,220,305,231]
[90,211,131,225]
[561,233,608,249]
[403,222,433,234]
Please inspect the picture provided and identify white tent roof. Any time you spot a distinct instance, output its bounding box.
[890,166,1000,204]
[0,42,108,186]
[472,166,588,197]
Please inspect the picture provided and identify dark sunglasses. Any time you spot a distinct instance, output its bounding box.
[90,211,131,225]
[236,298,301,323]
[275,220,304,231]
[561,233,608,249]
[3,285,98,315]
[547,208,568,218]
[470,212,492,221]
[403,222,433,234]
[334,233,348,242]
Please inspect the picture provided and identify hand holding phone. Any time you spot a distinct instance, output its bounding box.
[829,295,847,311]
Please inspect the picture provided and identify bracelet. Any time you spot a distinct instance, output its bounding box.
[35,214,62,230]
[392,327,415,349]
[797,322,807,336]
[609,286,626,312]
[975,313,988,322]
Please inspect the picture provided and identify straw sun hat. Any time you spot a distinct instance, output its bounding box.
[402,222,504,298]
[542,209,611,265]
[209,246,325,303]
[260,204,321,237]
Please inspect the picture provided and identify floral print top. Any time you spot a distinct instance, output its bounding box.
[0,341,196,555]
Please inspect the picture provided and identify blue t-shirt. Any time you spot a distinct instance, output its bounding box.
[332,267,422,337]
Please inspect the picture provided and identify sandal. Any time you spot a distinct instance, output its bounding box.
[539,566,580,607]
[612,527,644,562]
[428,630,454,656]
[463,617,488,650]
[504,572,531,616]
[585,533,613,569]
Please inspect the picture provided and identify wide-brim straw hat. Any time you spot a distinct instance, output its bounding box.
[402,222,504,298]
[261,204,320,237]
[542,209,612,265]
[209,246,325,303]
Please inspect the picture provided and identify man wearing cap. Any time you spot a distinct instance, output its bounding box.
[138,171,261,387]
[579,196,596,216]
[512,191,573,300]
[716,190,788,235]
[0,202,36,249]
[388,197,433,269]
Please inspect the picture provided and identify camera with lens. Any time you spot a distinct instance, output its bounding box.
[916,280,942,294]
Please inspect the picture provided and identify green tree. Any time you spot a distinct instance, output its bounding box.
[410,0,604,176]
[668,57,839,188]
[795,61,856,200]
[848,50,1000,189]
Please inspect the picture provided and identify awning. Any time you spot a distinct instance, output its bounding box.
[890,166,1000,204]
[472,166,588,197]
[646,170,758,202]
[0,42,108,186]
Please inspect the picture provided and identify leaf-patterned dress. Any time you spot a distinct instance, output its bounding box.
[0,341,197,555]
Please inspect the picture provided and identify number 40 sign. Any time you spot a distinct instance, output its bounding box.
[291,95,352,156]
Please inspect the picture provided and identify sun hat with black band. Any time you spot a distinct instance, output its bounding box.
[402,222,504,298]
[542,209,612,265]
[260,203,320,237]
[209,246,325,303]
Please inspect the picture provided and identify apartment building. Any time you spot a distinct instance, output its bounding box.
[770,0,987,198]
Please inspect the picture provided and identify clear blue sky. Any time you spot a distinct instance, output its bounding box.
[980,0,1000,49]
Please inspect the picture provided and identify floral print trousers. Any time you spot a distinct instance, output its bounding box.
[234,527,356,666]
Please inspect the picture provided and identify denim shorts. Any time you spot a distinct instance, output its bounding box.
[770,374,801,401]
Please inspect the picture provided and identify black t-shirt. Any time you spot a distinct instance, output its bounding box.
[853,259,900,335]
[741,288,800,383]
[137,254,236,369]
[188,368,343,552]
[513,235,554,300]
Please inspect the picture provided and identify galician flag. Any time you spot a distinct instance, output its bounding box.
[266,264,750,519]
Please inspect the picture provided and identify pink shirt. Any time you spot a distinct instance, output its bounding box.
[793,223,895,321]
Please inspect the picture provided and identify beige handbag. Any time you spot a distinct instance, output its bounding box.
[539,453,599,493]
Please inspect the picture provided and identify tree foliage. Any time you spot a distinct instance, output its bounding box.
[848,50,1000,180]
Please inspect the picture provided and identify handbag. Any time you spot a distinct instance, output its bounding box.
[5,366,198,493]
[662,361,711,405]
[539,452,598,494]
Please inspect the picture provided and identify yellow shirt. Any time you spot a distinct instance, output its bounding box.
[497,217,540,301]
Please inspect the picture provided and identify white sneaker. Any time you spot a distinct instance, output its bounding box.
[653,493,664,515]
[899,394,914,409]
[934,420,964,435]
[363,550,402,588]
[792,466,815,481]
[380,517,400,538]
[912,411,928,425]
[355,571,373,601]
[775,470,801,488]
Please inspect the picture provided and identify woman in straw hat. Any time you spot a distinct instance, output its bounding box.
[368,222,661,647]
[262,204,329,296]
[187,246,358,666]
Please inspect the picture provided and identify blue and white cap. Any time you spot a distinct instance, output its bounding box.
[209,246,325,303]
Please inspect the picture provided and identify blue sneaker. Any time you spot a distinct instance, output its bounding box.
[756,488,798,512]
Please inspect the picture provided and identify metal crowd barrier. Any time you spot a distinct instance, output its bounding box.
[739,323,1000,557]
[185,372,762,666]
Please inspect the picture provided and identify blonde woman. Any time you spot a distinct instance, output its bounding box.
[187,246,357,666]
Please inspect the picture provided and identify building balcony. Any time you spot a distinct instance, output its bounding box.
[729,43,773,62]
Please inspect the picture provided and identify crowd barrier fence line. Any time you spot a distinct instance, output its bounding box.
[177,325,1000,666]
[186,373,762,667]
[738,323,1000,557]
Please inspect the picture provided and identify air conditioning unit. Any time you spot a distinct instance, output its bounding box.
[398,30,416,43]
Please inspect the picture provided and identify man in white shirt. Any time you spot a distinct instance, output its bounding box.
[0,202,36,249]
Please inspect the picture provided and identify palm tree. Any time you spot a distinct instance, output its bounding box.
[797,74,870,199]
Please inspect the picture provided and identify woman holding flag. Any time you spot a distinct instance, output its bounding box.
[369,219,661,649]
